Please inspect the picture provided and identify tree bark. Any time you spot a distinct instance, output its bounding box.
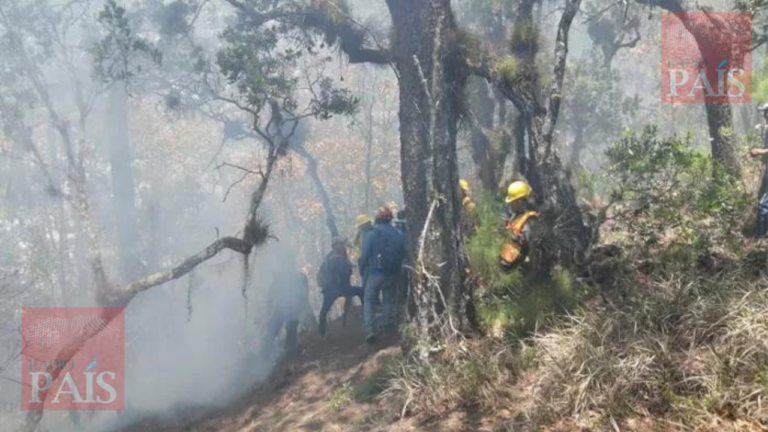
[706,102,740,175]
[513,112,528,179]
[387,0,472,347]
[469,77,499,192]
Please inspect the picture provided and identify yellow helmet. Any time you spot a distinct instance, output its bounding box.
[355,214,372,227]
[505,181,532,204]
[459,179,470,192]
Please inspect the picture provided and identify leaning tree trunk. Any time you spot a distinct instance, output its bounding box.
[387,0,472,350]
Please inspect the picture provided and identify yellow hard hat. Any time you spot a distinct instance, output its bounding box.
[505,181,532,203]
[355,214,372,227]
[459,179,470,192]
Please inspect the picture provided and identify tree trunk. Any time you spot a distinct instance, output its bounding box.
[705,102,740,175]
[493,0,590,265]
[469,77,498,192]
[107,84,145,282]
[513,112,528,179]
[494,89,512,187]
[387,0,472,347]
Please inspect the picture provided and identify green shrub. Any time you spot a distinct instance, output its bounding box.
[604,125,749,254]
[466,194,524,293]
[467,196,578,337]
[478,266,577,337]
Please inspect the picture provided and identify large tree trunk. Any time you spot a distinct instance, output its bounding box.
[387,0,472,347]
[107,83,145,282]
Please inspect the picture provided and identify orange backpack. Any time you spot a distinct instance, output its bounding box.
[499,211,538,267]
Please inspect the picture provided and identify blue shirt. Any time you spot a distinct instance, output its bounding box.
[358,223,405,277]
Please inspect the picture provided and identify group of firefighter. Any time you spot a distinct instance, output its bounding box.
[261,179,539,354]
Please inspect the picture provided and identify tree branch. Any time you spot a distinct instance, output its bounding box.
[100,236,256,306]
[543,0,582,150]
[220,0,391,65]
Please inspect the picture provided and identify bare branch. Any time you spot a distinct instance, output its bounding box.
[215,161,264,202]
[543,0,582,150]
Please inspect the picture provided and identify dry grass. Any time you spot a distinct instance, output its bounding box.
[376,266,768,431]
[381,338,523,418]
[523,271,768,430]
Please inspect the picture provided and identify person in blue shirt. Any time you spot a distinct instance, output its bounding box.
[358,206,406,343]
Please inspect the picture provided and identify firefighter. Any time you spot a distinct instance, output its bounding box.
[359,206,406,343]
[262,259,315,356]
[353,214,374,256]
[459,179,476,212]
[460,179,478,236]
[499,180,538,271]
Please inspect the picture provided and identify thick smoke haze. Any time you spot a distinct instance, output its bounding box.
[3,0,764,431]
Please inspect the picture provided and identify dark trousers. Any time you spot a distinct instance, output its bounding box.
[319,286,364,335]
[758,193,768,238]
[263,313,299,354]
